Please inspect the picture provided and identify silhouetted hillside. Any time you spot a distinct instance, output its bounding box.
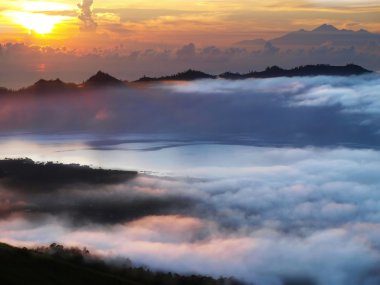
[135,69,216,82]
[137,64,371,82]
[9,71,126,94]
[220,64,372,79]
[83,71,126,88]
[0,87,10,94]
[0,242,244,285]
[20,79,78,94]
[0,158,137,192]
[0,64,373,93]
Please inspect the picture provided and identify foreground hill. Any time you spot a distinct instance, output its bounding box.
[0,243,140,285]
[0,242,243,285]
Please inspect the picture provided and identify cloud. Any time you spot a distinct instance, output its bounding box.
[0,73,380,284]
[263,42,279,54]
[1,42,379,89]
[2,146,380,284]
[78,0,97,30]
[289,75,380,113]
[94,8,197,23]
[176,43,196,59]
[307,0,380,8]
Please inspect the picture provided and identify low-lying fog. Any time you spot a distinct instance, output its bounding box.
[0,75,380,285]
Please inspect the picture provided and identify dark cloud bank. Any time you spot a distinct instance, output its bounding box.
[1,75,380,285]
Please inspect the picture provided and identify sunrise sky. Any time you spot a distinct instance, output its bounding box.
[0,0,379,88]
[1,0,379,49]
[1,3,380,285]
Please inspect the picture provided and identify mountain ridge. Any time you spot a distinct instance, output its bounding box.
[0,64,373,94]
[237,24,380,47]
[312,24,340,33]
[82,71,126,88]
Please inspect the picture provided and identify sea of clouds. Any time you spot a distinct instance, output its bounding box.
[0,74,380,285]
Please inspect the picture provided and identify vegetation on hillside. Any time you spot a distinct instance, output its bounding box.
[0,242,245,285]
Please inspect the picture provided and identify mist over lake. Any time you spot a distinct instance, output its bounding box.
[0,75,380,285]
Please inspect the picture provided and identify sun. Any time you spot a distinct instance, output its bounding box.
[8,11,66,35]
[5,2,73,35]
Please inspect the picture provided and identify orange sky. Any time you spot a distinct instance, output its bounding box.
[0,0,379,51]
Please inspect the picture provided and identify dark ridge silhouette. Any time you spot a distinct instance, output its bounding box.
[134,75,157,83]
[136,64,372,83]
[83,71,126,88]
[0,158,137,192]
[135,69,216,83]
[0,71,127,95]
[159,69,217,81]
[0,64,373,93]
[19,79,78,94]
[0,242,245,285]
[0,87,10,94]
[218,72,246,80]
[219,64,372,79]
[0,87,14,97]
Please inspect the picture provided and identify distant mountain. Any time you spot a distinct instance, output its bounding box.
[271,24,380,47]
[83,71,126,88]
[236,24,380,47]
[220,64,372,79]
[312,24,339,33]
[20,79,78,94]
[135,69,216,83]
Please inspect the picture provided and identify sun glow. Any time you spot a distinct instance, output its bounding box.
[7,11,68,34]
[22,2,73,12]
[4,1,73,35]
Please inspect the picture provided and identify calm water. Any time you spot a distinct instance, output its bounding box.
[0,134,316,176]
